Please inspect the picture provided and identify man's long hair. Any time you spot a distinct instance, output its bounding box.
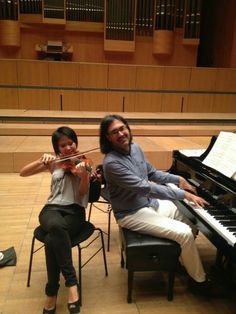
[99,114,132,154]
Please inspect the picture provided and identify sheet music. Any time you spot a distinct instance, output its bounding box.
[179,149,206,157]
[202,131,236,178]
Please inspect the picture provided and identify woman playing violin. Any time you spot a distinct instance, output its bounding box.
[20,126,90,314]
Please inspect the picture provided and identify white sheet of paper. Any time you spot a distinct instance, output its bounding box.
[179,149,206,157]
[202,131,236,178]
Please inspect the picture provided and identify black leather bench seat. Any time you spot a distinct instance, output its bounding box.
[119,227,181,302]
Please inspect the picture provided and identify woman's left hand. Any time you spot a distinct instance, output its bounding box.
[76,161,91,196]
[74,161,90,178]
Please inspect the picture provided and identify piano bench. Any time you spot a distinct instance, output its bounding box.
[119,227,181,303]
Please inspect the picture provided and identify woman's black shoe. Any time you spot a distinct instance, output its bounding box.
[43,307,56,314]
[67,300,80,314]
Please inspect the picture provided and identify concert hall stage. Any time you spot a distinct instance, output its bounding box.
[0,110,235,173]
[1,109,236,124]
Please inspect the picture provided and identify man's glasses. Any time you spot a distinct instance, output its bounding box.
[108,125,128,136]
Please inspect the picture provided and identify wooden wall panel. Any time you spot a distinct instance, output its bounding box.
[184,94,214,112]
[108,65,136,89]
[161,94,187,112]
[0,60,17,84]
[214,68,236,91]
[107,92,126,112]
[79,91,107,111]
[213,94,236,112]
[135,66,164,90]
[49,90,80,111]
[135,93,162,112]
[0,152,14,172]
[48,62,79,87]
[0,88,18,109]
[0,60,18,109]
[79,63,108,88]
[121,92,136,112]
[17,60,48,86]
[189,68,217,91]
[106,92,136,112]
[1,58,236,113]
[230,15,236,67]
[107,65,136,111]
[18,89,49,110]
[162,67,191,90]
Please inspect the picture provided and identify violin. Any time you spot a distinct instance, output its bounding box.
[52,147,99,175]
[59,155,93,175]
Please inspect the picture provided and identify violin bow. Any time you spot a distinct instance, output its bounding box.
[53,147,100,163]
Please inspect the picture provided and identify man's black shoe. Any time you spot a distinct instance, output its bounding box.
[188,278,227,298]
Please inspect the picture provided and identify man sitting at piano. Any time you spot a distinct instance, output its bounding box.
[99,114,223,296]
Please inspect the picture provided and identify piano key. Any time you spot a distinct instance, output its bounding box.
[221,221,236,227]
[183,199,236,247]
[213,217,236,221]
[205,209,230,214]
[167,183,236,247]
[212,214,236,218]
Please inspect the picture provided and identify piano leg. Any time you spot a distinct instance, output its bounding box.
[214,250,236,288]
[215,250,224,269]
[225,259,236,288]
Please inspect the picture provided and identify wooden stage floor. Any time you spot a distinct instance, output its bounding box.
[0,111,236,313]
[1,172,236,314]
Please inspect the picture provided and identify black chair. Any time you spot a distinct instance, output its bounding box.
[88,187,112,251]
[119,227,181,303]
[88,164,113,251]
[27,180,108,306]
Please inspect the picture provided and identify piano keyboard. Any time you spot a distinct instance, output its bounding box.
[167,183,236,247]
[183,200,236,247]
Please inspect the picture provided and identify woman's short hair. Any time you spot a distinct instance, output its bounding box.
[99,114,132,154]
[52,126,78,155]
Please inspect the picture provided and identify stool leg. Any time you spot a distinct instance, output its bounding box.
[27,236,36,287]
[127,270,133,303]
[167,271,175,301]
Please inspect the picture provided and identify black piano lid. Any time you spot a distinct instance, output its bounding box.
[173,134,236,193]
[198,135,217,161]
[173,152,236,195]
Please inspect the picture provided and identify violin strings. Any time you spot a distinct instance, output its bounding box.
[53,147,100,163]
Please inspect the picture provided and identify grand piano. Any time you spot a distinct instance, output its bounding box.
[170,135,236,281]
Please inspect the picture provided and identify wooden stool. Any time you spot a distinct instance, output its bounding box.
[119,227,181,302]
